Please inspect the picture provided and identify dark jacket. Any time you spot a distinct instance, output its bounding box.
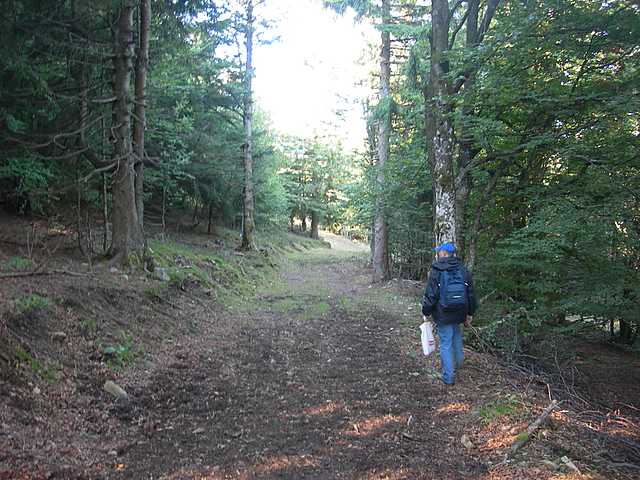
[421,256,477,325]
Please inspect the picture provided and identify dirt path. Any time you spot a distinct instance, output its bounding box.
[110,243,548,480]
[2,234,629,479]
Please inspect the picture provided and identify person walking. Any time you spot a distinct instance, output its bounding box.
[421,242,477,385]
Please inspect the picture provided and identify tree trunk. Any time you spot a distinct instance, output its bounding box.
[372,0,391,282]
[620,319,635,343]
[161,185,166,235]
[101,118,109,254]
[426,0,457,248]
[310,211,320,240]
[133,0,150,230]
[455,0,480,261]
[109,3,144,262]
[455,146,471,258]
[240,0,257,251]
[192,201,199,224]
[207,202,214,235]
[102,173,109,253]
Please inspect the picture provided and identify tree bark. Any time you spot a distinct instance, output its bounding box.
[427,0,457,248]
[133,0,150,230]
[101,118,109,253]
[102,173,109,253]
[310,211,320,240]
[207,201,214,235]
[455,0,480,260]
[240,0,257,251]
[455,146,471,258]
[161,185,166,235]
[372,0,391,282]
[109,2,144,262]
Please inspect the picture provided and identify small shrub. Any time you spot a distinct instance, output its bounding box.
[14,294,49,314]
[80,318,97,336]
[300,301,330,320]
[4,256,33,271]
[15,347,58,382]
[168,268,188,289]
[144,285,167,301]
[102,331,143,370]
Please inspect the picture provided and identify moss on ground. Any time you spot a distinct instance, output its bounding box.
[147,230,333,308]
[478,395,522,423]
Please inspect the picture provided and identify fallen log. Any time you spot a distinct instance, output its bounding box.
[0,269,87,279]
[510,399,559,454]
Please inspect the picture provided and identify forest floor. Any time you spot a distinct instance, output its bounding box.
[1,216,639,479]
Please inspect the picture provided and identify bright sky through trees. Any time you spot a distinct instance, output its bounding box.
[253,0,376,150]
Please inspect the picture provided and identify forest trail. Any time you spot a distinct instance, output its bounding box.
[2,231,631,480]
[121,240,492,479]
[107,238,575,480]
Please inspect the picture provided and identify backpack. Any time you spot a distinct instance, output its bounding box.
[438,267,468,312]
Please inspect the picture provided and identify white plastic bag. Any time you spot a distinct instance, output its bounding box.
[420,320,436,356]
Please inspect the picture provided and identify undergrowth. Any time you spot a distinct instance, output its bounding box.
[14,294,49,314]
[1,256,34,271]
[101,331,144,371]
[147,230,331,306]
[478,395,522,423]
[15,347,59,382]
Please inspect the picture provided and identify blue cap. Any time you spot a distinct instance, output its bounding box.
[434,242,456,253]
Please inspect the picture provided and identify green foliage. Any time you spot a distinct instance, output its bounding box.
[2,0,638,350]
[2,256,33,271]
[478,396,521,423]
[0,0,289,232]
[15,347,59,382]
[14,294,50,315]
[149,236,280,301]
[79,318,98,337]
[301,301,331,320]
[0,157,53,213]
[338,0,640,347]
[102,331,143,370]
[279,135,354,235]
[143,285,168,302]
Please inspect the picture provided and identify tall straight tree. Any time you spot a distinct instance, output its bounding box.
[372,0,391,282]
[133,0,151,230]
[425,0,456,247]
[240,0,257,251]
[324,0,391,280]
[456,0,500,268]
[110,1,144,261]
[424,0,500,250]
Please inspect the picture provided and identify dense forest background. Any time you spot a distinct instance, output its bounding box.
[1,0,639,348]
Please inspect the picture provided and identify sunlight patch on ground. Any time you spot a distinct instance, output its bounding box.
[437,402,471,414]
[345,414,406,438]
[320,231,370,253]
[159,467,225,479]
[303,400,344,416]
[355,467,415,480]
[479,430,520,451]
